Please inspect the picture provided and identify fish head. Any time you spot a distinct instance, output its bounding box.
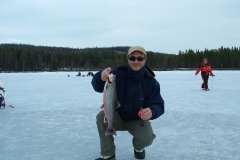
[108,73,116,83]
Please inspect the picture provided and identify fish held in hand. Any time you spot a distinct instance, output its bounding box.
[101,73,118,136]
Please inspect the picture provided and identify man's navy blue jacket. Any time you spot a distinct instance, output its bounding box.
[91,65,164,121]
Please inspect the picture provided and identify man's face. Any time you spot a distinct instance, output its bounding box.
[203,60,208,64]
[127,51,146,72]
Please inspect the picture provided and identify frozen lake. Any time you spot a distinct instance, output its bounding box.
[0,70,240,160]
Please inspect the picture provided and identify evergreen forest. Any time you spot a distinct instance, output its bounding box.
[0,43,239,72]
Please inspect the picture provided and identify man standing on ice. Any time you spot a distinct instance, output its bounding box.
[0,79,6,109]
[195,58,215,91]
[92,46,164,160]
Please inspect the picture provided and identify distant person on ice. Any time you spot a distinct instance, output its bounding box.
[91,46,164,160]
[0,79,6,109]
[87,71,94,77]
[195,58,215,91]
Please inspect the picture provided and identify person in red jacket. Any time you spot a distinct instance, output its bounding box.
[195,58,215,91]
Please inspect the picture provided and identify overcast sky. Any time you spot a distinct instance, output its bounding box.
[0,0,240,54]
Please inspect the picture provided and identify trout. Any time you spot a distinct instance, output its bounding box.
[101,73,118,136]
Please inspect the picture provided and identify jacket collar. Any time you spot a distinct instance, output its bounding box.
[127,66,149,82]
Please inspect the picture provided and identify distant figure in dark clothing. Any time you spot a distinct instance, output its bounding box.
[77,72,81,76]
[0,80,6,109]
[87,71,94,77]
[195,58,215,91]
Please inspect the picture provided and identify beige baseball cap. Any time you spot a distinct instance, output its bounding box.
[127,46,147,56]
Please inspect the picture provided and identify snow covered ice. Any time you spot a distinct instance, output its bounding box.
[0,71,240,160]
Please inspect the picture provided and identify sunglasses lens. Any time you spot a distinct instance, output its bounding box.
[128,57,145,61]
[129,57,136,61]
[137,57,144,61]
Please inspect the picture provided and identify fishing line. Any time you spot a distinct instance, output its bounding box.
[138,83,144,127]
[211,76,213,88]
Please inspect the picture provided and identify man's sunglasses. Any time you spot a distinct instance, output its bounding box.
[128,56,146,61]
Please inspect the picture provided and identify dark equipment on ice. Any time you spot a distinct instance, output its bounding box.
[0,94,5,109]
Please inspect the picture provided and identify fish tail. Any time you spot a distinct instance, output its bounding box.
[105,128,117,136]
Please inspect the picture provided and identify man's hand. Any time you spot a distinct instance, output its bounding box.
[101,67,111,81]
[139,108,152,120]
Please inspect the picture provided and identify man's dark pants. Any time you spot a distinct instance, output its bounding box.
[96,110,156,156]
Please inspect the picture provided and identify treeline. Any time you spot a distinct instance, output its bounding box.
[0,43,239,72]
